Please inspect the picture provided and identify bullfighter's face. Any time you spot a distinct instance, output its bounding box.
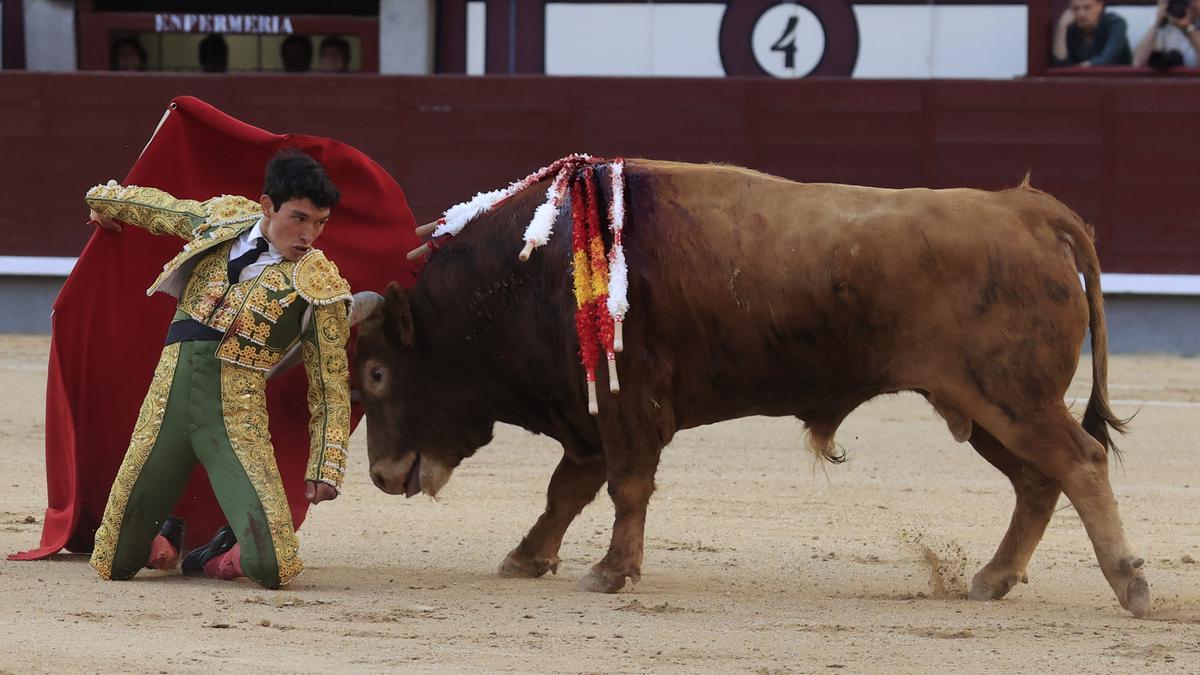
[259,195,330,261]
[354,286,494,499]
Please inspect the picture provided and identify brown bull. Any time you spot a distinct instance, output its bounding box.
[355,159,1149,617]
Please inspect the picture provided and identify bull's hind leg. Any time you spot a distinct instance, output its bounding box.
[1055,423,1150,617]
[967,425,1061,601]
[499,452,607,578]
[991,407,1150,617]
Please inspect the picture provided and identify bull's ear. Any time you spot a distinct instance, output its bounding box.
[384,280,416,347]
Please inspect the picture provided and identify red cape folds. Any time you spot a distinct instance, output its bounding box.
[10,96,420,559]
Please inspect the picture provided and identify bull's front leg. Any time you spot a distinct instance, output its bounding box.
[499,452,607,578]
[576,448,663,593]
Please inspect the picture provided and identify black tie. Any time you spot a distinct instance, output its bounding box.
[227,237,269,284]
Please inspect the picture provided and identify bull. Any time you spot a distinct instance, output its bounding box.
[354,159,1149,617]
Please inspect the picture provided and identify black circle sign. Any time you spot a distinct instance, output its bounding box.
[719,0,860,77]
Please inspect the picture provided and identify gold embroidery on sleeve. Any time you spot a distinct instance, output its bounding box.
[294,251,353,307]
[302,303,352,491]
[85,183,205,239]
[201,195,262,233]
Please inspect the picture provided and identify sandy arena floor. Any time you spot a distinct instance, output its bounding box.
[0,334,1197,673]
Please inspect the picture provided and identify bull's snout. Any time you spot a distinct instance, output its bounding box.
[370,468,394,493]
[370,453,455,499]
[369,454,422,497]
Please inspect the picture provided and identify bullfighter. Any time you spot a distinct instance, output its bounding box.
[84,149,352,588]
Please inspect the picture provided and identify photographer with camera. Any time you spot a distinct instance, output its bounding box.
[1133,0,1200,69]
[1053,0,1133,66]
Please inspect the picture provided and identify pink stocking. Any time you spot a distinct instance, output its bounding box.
[202,543,244,580]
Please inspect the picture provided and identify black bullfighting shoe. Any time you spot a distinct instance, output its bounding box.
[145,516,185,570]
[181,525,237,577]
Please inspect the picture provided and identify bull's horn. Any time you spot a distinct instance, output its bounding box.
[351,291,386,325]
[415,220,440,237]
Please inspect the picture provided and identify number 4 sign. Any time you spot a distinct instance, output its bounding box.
[719,0,860,76]
[759,7,827,76]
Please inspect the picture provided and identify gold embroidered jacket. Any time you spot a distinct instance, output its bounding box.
[85,182,353,490]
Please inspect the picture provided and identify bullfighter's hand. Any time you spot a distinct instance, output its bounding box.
[305,480,337,505]
[88,209,121,232]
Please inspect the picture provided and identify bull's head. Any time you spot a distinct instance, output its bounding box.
[354,283,495,499]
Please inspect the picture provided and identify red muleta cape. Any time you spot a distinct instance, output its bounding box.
[11,96,420,559]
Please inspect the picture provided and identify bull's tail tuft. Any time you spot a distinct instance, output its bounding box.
[1083,383,1131,458]
[1065,217,1132,457]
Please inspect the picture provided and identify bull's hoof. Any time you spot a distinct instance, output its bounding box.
[1117,559,1150,618]
[498,548,559,579]
[575,566,628,593]
[968,568,1022,601]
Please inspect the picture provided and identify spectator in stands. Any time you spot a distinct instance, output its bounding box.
[1133,0,1200,68]
[281,34,313,72]
[317,37,352,73]
[1052,0,1132,66]
[198,34,228,73]
[110,37,147,72]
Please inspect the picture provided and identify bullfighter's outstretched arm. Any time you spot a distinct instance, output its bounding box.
[295,251,354,494]
[85,181,259,240]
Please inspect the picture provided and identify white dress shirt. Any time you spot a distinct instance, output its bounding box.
[229,218,284,283]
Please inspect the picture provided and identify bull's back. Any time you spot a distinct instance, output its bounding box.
[623,161,1090,427]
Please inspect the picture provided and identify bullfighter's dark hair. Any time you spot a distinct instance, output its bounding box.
[263,149,340,211]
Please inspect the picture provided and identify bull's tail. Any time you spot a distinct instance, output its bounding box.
[1065,220,1130,456]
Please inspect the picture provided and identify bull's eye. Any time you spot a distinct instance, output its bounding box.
[362,360,389,395]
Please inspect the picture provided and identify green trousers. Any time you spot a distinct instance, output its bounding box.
[89,340,301,588]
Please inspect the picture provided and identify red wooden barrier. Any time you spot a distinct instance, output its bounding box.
[0,72,1195,274]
